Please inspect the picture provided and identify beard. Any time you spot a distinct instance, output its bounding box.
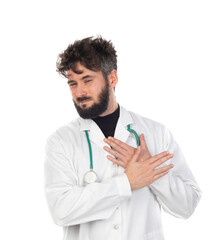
[73,82,110,119]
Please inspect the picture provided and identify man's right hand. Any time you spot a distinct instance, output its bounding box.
[124,148,174,190]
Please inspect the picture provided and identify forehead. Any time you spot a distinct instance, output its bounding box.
[66,62,103,79]
[66,63,85,76]
[67,63,95,77]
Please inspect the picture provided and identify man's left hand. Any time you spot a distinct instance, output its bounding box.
[103,134,151,168]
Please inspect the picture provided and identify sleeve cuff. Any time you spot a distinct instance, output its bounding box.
[114,173,132,201]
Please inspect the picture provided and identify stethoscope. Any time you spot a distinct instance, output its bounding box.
[83,124,140,184]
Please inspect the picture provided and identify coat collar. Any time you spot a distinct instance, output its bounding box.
[79,106,133,131]
[78,106,134,147]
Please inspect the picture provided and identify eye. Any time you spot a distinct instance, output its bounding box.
[85,79,92,83]
[69,82,77,87]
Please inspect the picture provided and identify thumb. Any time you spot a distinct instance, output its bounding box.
[140,134,147,148]
[131,146,141,163]
[140,134,151,159]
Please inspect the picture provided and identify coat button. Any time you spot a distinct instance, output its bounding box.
[114,224,119,230]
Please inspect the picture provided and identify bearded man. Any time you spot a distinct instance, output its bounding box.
[44,36,201,240]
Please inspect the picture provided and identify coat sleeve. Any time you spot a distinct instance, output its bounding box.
[149,127,202,219]
[44,133,131,227]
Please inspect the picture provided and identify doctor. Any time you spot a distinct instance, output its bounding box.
[44,36,201,240]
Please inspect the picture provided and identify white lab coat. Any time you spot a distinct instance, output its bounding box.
[44,106,201,240]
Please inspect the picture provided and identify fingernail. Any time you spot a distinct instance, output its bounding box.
[170,153,174,157]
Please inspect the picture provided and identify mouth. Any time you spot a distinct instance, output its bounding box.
[80,100,90,105]
[78,99,92,107]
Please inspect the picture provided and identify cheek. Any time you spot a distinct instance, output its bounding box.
[91,84,104,96]
[70,88,74,94]
[69,88,76,98]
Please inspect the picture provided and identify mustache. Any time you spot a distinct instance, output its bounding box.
[76,97,92,102]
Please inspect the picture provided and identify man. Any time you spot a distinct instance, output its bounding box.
[44,36,201,240]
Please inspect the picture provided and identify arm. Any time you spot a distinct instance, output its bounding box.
[104,129,202,219]
[44,133,131,227]
[149,127,202,219]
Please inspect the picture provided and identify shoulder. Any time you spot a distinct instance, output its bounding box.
[128,109,166,134]
[122,107,170,153]
[46,118,81,148]
[127,109,176,149]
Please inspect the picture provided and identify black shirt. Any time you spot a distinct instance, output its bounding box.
[92,105,120,138]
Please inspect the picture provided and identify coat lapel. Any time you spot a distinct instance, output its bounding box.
[79,117,106,148]
[78,106,134,147]
[113,106,134,143]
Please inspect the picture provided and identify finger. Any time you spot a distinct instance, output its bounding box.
[152,153,174,168]
[104,138,127,156]
[106,155,126,168]
[152,170,169,182]
[151,153,174,169]
[103,146,125,160]
[149,151,171,164]
[140,134,147,148]
[130,146,141,163]
[105,137,133,152]
[139,134,151,159]
[153,163,174,177]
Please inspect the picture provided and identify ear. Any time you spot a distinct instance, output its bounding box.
[107,70,118,89]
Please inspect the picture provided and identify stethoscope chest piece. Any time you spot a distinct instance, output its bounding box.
[84,170,98,184]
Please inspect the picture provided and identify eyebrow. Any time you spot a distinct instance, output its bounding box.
[81,75,94,80]
[67,80,75,84]
[67,75,95,84]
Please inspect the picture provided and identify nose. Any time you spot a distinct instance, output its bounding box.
[74,83,87,98]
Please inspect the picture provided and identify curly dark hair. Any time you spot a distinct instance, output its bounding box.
[56,36,117,81]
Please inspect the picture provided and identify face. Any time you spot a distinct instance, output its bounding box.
[67,63,110,119]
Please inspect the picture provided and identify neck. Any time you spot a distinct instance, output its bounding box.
[99,103,118,117]
[99,93,118,117]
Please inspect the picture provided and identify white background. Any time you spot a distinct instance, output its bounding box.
[0,0,219,239]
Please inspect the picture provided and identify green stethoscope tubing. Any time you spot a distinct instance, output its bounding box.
[85,130,94,169]
[85,124,140,170]
[127,124,140,146]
